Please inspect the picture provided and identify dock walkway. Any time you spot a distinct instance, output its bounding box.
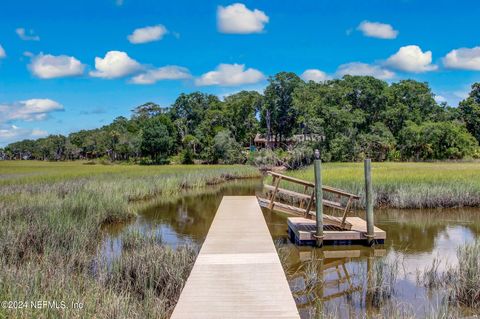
[171,196,299,319]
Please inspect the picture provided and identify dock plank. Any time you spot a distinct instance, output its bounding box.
[287,216,386,244]
[171,196,300,319]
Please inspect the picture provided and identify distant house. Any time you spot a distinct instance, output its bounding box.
[253,133,324,149]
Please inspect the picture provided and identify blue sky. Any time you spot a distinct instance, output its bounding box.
[1,0,480,145]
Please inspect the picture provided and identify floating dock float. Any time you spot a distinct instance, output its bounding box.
[258,158,387,246]
[287,217,386,245]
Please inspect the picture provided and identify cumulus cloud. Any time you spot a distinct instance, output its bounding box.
[434,95,447,104]
[89,51,141,79]
[357,21,398,39]
[0,99,64,123]
[336,62,395,80]
[16,28,40,41]
[195,63,265,86]
[217,3,269,34]
[0,125,48,144]
[29,54,85,79]
[386,45,437,73]
[443,46,480,71]
[131,65,191,84]
[0,45,6,58]
[128,25,168,44]
[301,69,330,82]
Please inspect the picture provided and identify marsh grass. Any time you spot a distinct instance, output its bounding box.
[417,257,442,289]
[366,257,400,307]
[283,162,480,208]
[448,240,480,309]
[417,239,480,314]
[0,162,259,318]
[97,231,198,316]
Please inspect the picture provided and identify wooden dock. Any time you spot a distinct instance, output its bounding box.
[288,217,386,245]
[259,170,386,246]
[171,196,300,319]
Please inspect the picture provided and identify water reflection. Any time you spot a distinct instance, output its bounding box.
[99,179,480,318]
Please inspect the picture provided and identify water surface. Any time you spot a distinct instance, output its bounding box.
[100,179,480,318]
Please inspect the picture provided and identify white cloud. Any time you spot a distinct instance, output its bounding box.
[434,95,447,104]
[357,21,398,39]
[443,46,480,71]
[195,63,265,86]
[386,45,437,73]
[0,99,63,124]
[217,3,269,34]
[336,62,395,80]
[127,25,168,44]
[0,125,47,145]
[301,69,330,82]
[29,54,85,79]
[89,51,141,79]
[454,90,469,100]
[0,45,6,58]
[131,65,191,84]
[16,28,40,41]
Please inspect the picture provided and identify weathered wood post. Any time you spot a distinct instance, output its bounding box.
[364,159,375,245]
[314,149,324,247]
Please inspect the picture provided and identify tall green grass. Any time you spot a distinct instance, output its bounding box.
[284,162,480,208]
[417,239,480,313]
[0,161,259,318]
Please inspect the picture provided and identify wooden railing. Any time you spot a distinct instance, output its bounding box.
[262,171,360,228]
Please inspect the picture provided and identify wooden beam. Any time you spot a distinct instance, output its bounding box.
[268,171,360,199]
[268,175,281,211]
[258,198,352,229]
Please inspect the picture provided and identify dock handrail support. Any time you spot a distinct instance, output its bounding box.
[266,172,359,217]
[364,159,375,245]
[314,149,324,247]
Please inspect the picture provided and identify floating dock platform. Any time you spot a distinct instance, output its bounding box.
[287,217,386,246]
[259,169,387,246]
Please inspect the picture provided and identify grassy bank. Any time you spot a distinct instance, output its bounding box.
[0,161,259,318]
[283,162,480,208]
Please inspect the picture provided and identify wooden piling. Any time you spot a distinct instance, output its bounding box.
[364,159,375,245]
[314,149,324,247]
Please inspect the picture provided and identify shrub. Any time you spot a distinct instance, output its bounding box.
[180,148,194,165]
[212,130,245,164]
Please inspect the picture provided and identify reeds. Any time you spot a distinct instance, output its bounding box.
[417,239,480,312]
[366,257,399,307]
[285,162,480,209]
[97,232,198,316]
[0,162,259,318]
[446,240,480,309]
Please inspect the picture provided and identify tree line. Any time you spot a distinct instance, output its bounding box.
[2,73,480,165]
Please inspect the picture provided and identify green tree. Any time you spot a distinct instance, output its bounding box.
[132,102,164,120]
[171,92,221,139]
[261,72,303,145]
[356,123,396,161]
[459,83,480,144]
[399,121,478,160]
[212,130,244,164]
[339,75,388,128]
[223,91,262,146]
[140,116,175,162]
[384,80,442,135]
[293,78,365,160]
